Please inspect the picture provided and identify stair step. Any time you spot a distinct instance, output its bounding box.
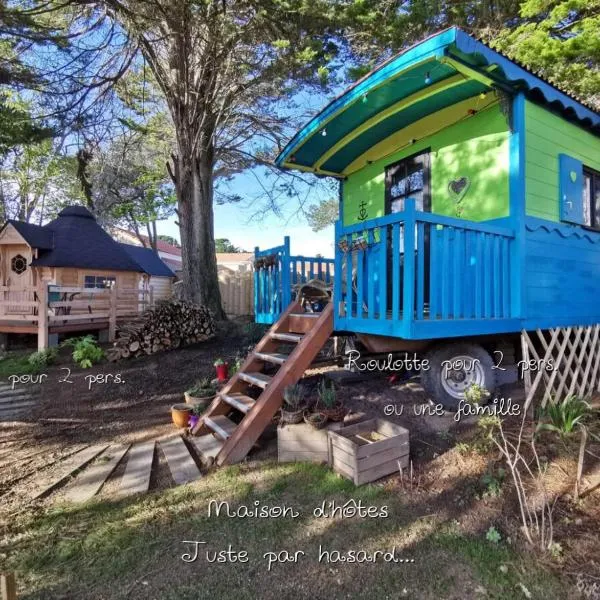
[219,392,256,414]
[253,352,288,365]
[204,415,238,440]
[290,312,321,318]
[238,371,272,389]
[270,332,303,343]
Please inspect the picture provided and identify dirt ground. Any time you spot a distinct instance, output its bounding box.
[0,323,599,597]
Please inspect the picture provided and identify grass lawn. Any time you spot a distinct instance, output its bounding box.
[1,462,569,600]
[0,352,40,379]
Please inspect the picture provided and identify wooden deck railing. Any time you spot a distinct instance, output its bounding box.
[254,236,335,324]
[334,198,518,339]
[0,284,154,349]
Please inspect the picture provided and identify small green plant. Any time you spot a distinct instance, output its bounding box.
[283,384,305,411]
[28,347,58,368]
[62,335,104,368]
[480,467,506,498]
[213,358,226,367]
[229,354,244,376]
[486,526,501,544]
[464,383,489,406]
[317,379,337,409]
[472,414,502,453]
[537,395,591,438]
[187,377,217,397]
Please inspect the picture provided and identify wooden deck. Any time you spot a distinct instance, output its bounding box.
[0,284,153,348]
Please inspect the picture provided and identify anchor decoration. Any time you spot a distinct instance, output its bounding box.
[357,199,369,222]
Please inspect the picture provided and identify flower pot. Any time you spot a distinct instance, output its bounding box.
[171,403,193,428]
[215,363,229,382]
[304,411,328,430]
[321,402,346,422]
[280,407,306,424]
[184,391,214,412]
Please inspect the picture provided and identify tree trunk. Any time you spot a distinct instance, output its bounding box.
[174,148,226,320]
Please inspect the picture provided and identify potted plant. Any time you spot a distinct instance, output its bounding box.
[317,379,345,422]
[188,404,205,430]
[214,358,229,382]
[185,377,217,410]
[281,384,307,424]
[171,403,193,428]
[304,411,328,429]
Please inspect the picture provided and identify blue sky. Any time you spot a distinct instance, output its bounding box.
[157,172,335,257]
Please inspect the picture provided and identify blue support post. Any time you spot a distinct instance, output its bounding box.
[402,198,416,332]
[333,220,342,323]
[282,236,291,309]
[508,92,526,320]
[254,245,259,318]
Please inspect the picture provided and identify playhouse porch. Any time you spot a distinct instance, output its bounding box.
[255,199,521,340]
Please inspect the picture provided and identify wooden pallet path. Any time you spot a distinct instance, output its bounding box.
[190,434,223,466]
[159,436,202,485]
[30,444,109,500]
[63,444,130,503]
[119,441,155,497]
[0,385,39,422]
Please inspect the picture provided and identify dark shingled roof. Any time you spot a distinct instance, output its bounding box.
[119,243,175,277]
[4,220,54,250]
[30,207,144,272]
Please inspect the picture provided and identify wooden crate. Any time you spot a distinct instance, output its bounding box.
[277,422,343,464]
[328,419,409,485]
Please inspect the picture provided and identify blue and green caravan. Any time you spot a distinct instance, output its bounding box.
[254,27,600,343]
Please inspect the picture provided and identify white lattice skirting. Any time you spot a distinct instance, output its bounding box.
[521,326,600,410]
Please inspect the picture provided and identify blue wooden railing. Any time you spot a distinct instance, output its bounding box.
[254,237,334,324]
[334,198,519,339]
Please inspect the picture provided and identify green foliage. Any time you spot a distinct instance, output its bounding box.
[213,358,225,367]
[317,379,337,408]
[283,384,306,410]
[187,377,216,397]
[537,395,592,437]
[215,238,244,253]
[486,526,502,544]
[494,0,600,109]
[464,384,490,406]
[306,197,339,232]
[62,335,104,369]
[480,467,506,498]
[28,348,58,368]
[157,235,180,248]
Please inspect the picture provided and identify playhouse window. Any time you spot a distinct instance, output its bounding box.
[84,275,116,289]
[583,167,600,229]
[385,151,430,213]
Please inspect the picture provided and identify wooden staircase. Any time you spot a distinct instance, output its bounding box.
[192,301,333,465]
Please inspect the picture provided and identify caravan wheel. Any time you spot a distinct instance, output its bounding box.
[422,342,496,411]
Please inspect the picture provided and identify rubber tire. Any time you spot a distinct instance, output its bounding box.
[421,342,496,411]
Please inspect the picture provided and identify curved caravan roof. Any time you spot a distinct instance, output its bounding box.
[276,28,600,176]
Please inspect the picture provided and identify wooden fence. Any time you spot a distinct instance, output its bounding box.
[0,284,153,350]
[521,325,600,410]
[218,267,253,318]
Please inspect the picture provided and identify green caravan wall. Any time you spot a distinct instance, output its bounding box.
[342,103,510,226]
[524,100,600,221]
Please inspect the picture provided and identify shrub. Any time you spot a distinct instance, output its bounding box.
[62,335,104,368]
[317,379,337,409]
[283,384,305,411]
[28,348,58,368]
[537,395,591,437]
[187,377,217,397]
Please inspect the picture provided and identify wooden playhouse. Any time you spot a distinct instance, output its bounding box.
[0,206,175,348]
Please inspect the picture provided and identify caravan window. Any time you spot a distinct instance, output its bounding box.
[384,150,431,214]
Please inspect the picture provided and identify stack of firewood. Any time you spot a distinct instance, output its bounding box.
[107,300,215,361]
